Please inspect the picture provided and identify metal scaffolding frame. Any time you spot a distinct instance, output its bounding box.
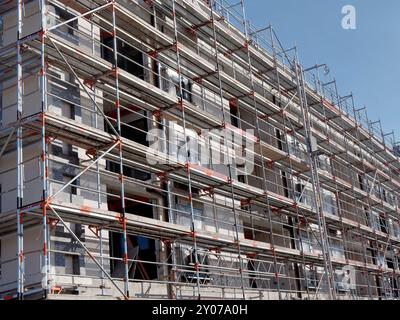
[0,0,399,300]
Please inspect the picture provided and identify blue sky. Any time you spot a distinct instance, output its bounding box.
[245,0,400,142]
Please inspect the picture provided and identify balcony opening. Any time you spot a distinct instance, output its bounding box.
[105,114,151,181]
[101,36,144,80]
[295,182,305,203]
[358,174,364,191]
[229,99,239,128]
[108,198,158,281]
[379,214,388,234]
[276,129,284,151]
[161,67,192,102]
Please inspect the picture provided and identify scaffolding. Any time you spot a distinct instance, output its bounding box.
[0,0,399,300]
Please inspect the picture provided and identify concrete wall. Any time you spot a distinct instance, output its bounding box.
[0,141,42,213]
[0,1,43,130]
[1,1,41,48]
[1,74,42,129]
[0,5,110,296]
[0,225,43,294]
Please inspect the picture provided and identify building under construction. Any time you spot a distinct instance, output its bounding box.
[0,0,400,300]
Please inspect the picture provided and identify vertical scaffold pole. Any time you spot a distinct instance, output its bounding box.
[293,51,336,300]
[171,0,202,298]
[39,0,50,298]
[239,0,283,299]
[16,0,25,300]
[209,0,247,300]
[111,2,130,299]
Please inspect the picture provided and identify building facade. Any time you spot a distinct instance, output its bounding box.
[0,0,399,300]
